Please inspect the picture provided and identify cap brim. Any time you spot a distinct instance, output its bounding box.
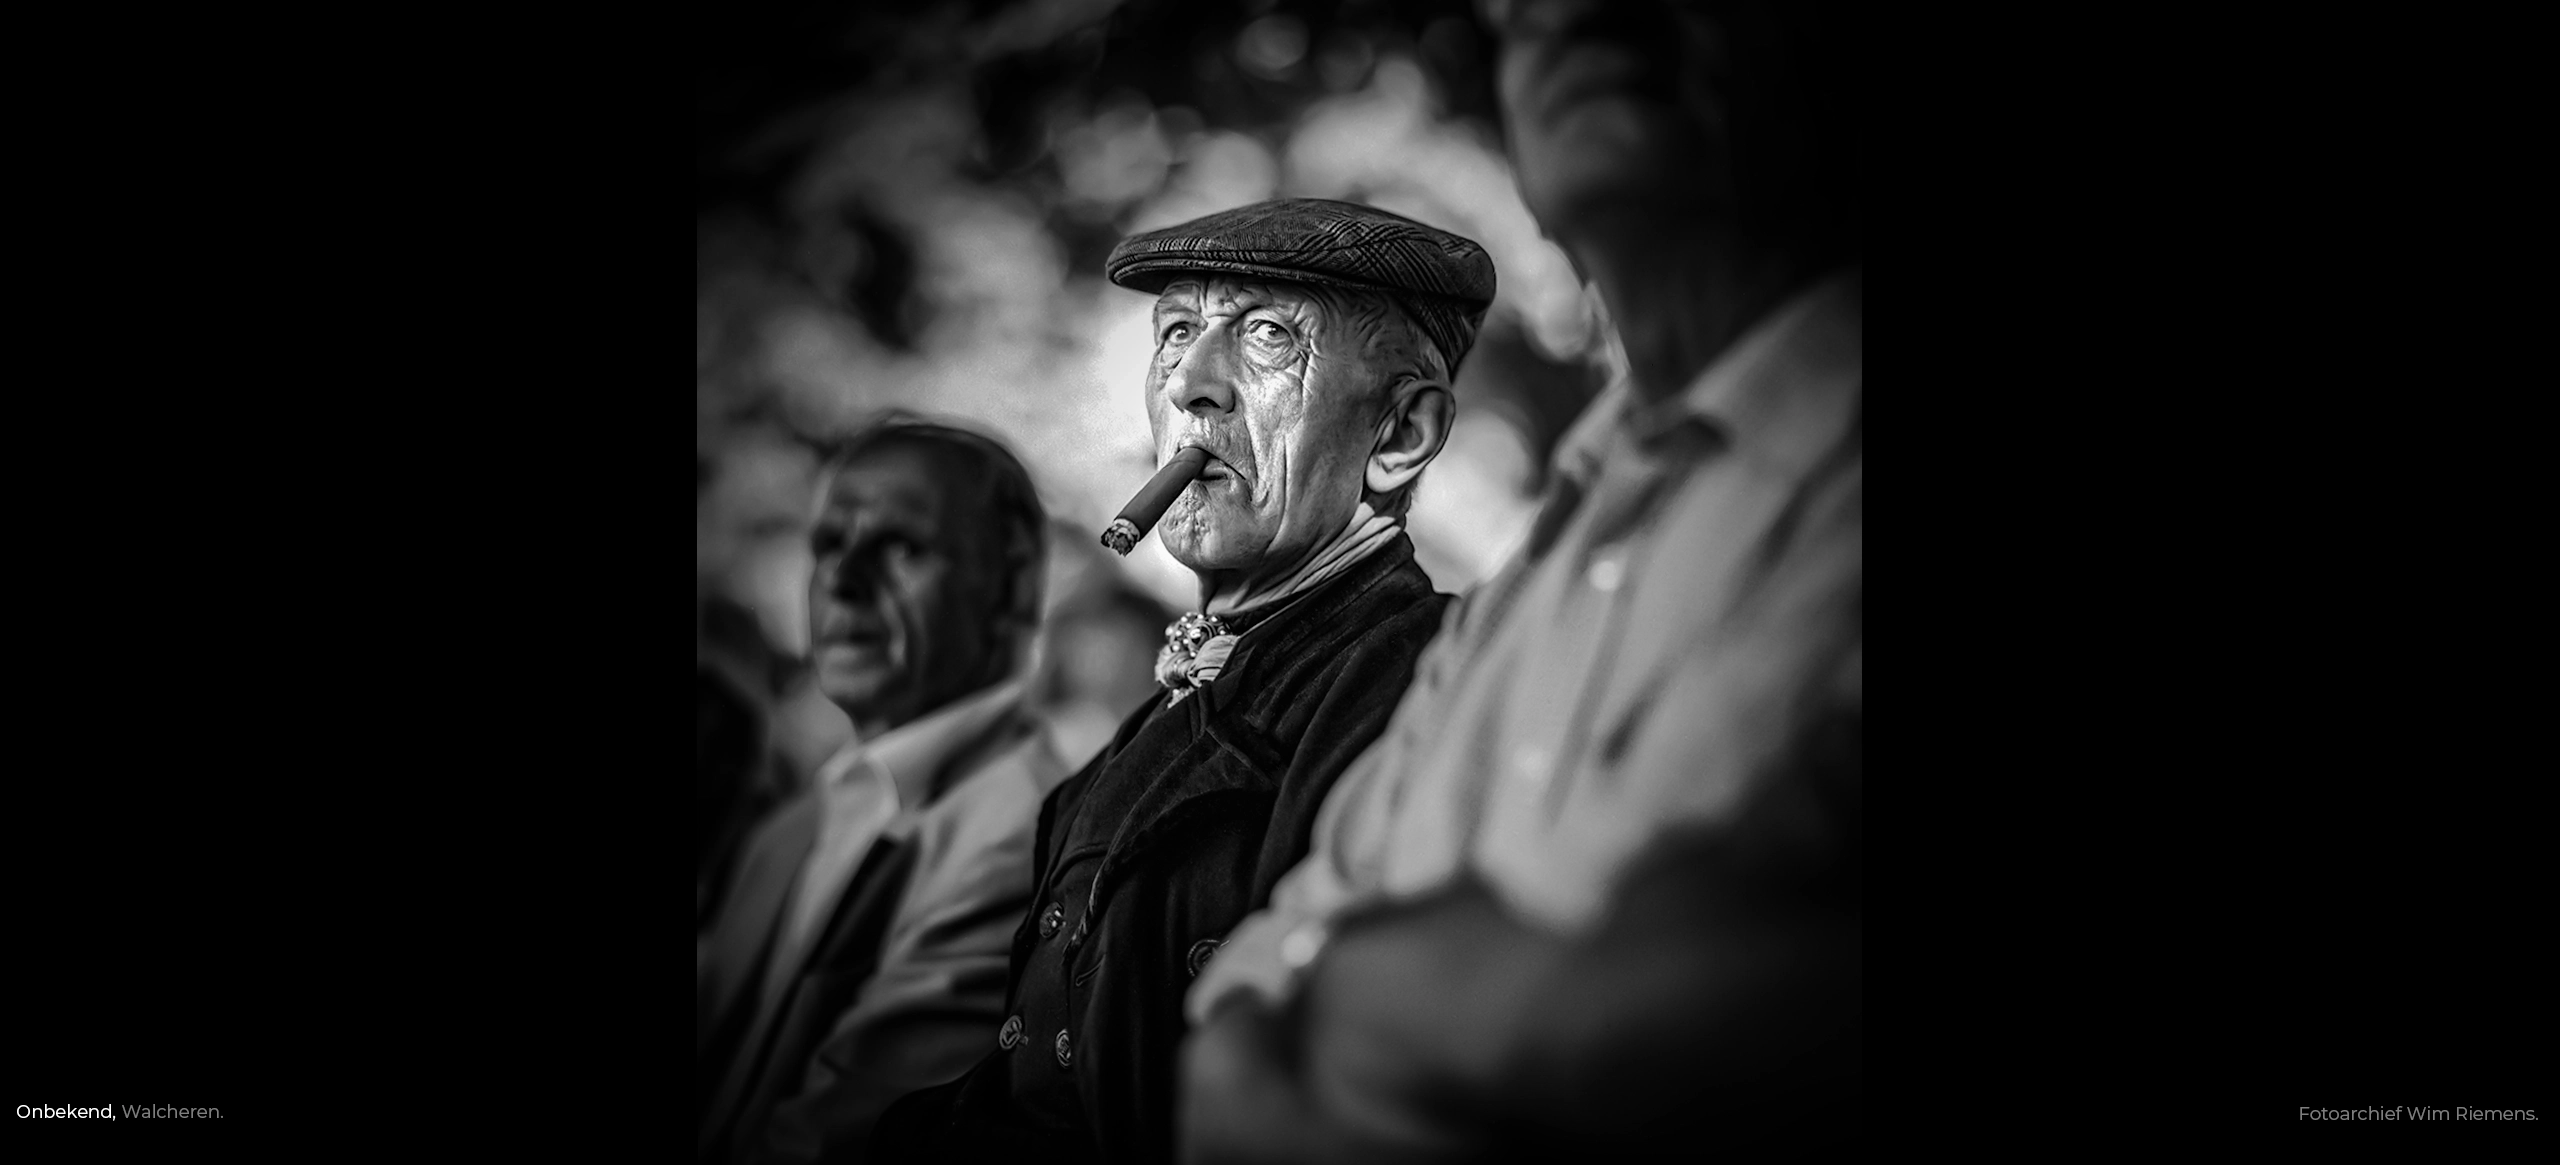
[1113,254,1434,298]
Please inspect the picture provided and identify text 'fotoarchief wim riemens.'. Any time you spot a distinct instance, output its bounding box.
[17,1103,225,1119]
[2298,1106,2538,1121]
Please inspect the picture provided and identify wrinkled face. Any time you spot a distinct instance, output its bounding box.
[806,443,1003,729]
[1146,276,1384,574]
[1487,0,1728,230]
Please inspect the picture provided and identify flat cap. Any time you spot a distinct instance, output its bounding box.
[1106,198,1496,374]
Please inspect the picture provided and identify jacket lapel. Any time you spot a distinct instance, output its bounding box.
[699,795,820,1156]
[1197,535,1415,718]
[767,704,1034,995]
[702,796,818,1048]
[718,833,920,1162]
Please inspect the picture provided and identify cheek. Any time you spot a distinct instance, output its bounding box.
[1245,370,1313,501]
[885,563,939,629]
[1294,376,1370,485]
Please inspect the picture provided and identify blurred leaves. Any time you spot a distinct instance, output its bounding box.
[699,0,1605,638]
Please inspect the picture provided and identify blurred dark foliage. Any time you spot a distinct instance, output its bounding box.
[697,0,1496,278]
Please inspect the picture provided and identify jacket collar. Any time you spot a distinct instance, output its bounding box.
[1196,533,1421,719]
[1553,268,1864,490]
[814,679,1027,812]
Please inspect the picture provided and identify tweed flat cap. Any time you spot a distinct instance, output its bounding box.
[1106,198,1496,374]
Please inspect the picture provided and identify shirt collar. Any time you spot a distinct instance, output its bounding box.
[1549,269,1863,485]
[813,679,1026,812]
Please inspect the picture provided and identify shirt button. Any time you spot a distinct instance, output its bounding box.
[1278,922,1328,971]
[1186,938,1223,978]
[997,1015,1024,1051]
[1510,744,1551,786]
[1053,1029,1074,1069]
[1586,554,1625,592]
[1038,903,1064,939]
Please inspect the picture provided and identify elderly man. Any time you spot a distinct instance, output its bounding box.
[1181,0,1862,1159]
[698,420,1071,1165]
[868,199,1492,1165]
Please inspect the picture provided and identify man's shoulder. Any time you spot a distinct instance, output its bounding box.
[1229,559,1452,726]
[1272,552,1449,656]
[908,713,1062,853]
[735,784,824,868]
[1304,556,1451,661]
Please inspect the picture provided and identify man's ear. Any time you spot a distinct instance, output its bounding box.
[1366,380,1454,497]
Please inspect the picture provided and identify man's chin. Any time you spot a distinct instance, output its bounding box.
[816,657,903,713]
[1163,532,1258,577]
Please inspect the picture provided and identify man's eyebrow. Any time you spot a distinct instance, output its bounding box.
[816,507,936,551]
[1235,283,1322,318]
[867,505,936,533]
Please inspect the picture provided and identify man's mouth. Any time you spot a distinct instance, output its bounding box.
[820,626,892,659]
[1183,447,1247,488]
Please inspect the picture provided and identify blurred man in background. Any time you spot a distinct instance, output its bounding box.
[1182,0,1862,1159]
[699,419,1071,1164]
[870,198,1487,1165]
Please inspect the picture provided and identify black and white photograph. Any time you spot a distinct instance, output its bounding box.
[693,1,1860,1160]
[9,0,2546,1157]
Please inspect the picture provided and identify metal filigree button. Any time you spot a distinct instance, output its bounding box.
[1186,938,1223,978]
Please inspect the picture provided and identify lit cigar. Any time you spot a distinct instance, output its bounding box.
[1100,445,1212,556]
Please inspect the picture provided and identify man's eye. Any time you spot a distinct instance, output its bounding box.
[1247,319,1290,343]
[1163,322,1195,345]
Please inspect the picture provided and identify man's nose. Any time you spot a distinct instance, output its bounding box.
[1168,321,1240,416]
[818,553,879,604]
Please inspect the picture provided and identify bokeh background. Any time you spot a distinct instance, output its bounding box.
[696,0,1616,779]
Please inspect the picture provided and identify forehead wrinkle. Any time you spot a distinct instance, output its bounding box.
[1161,275,1329,319]
[1153,281,1204,319]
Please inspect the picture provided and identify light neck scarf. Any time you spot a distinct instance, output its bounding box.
[1155,500,1403,704]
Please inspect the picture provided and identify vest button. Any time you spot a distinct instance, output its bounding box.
[1187,938,1223,978]
[1038,902,1064,939]
[997,1015,1024,1051]
[1053,1029,1074,1069]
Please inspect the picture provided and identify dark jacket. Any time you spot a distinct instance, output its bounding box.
[871,535,1451,1165]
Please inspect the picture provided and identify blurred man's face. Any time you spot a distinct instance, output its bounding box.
[1486,0,1727,232]
[1145,276,1381,575]
[806,443,1003,730]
